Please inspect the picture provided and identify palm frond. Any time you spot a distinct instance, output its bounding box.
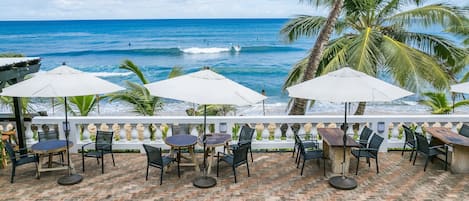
[319,35,353,73]
[388,4,467,28]
[168,66,184,78]
[282,57,309,91]
[381,35,449,92]
[280,15,327,42]
[119,59,149,84]
[347,28,381,75]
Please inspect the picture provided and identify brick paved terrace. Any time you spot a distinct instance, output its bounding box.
[1,151,468,201]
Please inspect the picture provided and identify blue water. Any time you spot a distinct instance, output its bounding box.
[0,19,465,115]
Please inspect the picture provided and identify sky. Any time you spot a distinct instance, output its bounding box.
[0,0,466,20]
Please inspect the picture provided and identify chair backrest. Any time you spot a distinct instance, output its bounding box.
[368,134,384,157]
[232,143,249,166]
[3,141,17,163]
[402,125,416,145]
[459,124,469,138]
[359,126,373,147]
[415,132,429,154]
[95,131,113,151]
[142,144,163,167]
[38,130,59,142]
[238,125,255,144]
[171,124,191,135]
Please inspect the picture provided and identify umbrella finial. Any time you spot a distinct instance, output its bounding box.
[62,62,66,66]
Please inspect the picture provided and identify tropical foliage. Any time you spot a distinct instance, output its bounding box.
[420,92,469,114]
[58,95,97,116]
[281,0,469,114]
[106,60,162,116]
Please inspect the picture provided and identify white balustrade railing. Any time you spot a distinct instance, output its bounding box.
[2,115,468,153]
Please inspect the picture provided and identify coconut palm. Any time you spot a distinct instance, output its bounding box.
[106,60,162,116]
[57,95,97,116]
[420,92,469,114]
[282,0,468,115]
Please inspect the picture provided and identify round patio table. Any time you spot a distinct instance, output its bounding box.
[198,134,231,175]
[31,140,74,178]
[165,135,199,171]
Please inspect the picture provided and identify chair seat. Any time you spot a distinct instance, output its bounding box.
[16,156,37,166]
[428,148,446,156]
[303,150,323,160]
[84,151,107,158]
[352,149,376,159]
[221,154,234,164]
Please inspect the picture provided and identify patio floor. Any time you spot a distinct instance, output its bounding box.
[1,151,468,200]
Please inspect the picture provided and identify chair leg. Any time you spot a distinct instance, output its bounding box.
[101,156,104,174]
[246,161,250,177]
[10,164,15,183]
[424,156,429,172]
[177,160,180,177]
[356,156,360,175]
[401,143,406,156]
[301,158,306,176]
[145,165,149,180]
[82,151,85,172]
[409,148,415,162]
[233,166,237,183]
[250,147,253,163]
[375,157,379,174]
[160,168,163,185]
[111,153,116,166]
[323,158,326,176]
[296,155,301,168]
[216,153,220,177]
[292,144,296,158]
[445,146,448,171]
[413,152,418,166]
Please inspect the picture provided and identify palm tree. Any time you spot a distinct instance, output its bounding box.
[282,0,468,115]
[282,0,344,115]
[105,60,162,116]
[420,92,469,114]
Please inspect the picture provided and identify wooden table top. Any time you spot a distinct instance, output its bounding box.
[424,127,469,147]
[165,135,197,148]
[198,134,231,147]
[31,140,71,154]
[317,128,360,147]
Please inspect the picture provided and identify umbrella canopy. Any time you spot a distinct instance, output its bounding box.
[144,69,266,188]
[144,69,266,106]
[286,67,413,102]
[1,65,124,97]
[286,67,413,190]
[451,82,469,94]
[0,64,124,185]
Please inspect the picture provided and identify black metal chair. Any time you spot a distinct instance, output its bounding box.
[351,134,384,175]
[357,126,373,148]
[293,133,320,165]
[142,144,180,185]
[38,130,64,164]
[296,134,325,176]
[402,125,417,161]
[229,125,255,162]
[81,131,115,174]
[4,141,38,183]
[171,124,191,135]
[459,124,469,138]
[217,143,250,183]
[413,132,448,171]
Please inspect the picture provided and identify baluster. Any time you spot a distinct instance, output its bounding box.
[160,123,169,140]
[274,124,282,141]
[261,123,269,141]
[267,123,276,141]
[99,123,109,131]
[87,123,97,141]
[124,123,132,142]
[112,123,121,142]
[255,123,264,141]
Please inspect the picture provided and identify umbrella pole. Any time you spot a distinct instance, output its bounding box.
[192,105,217,188]
[328,102,357,190]
[58,97,83,185]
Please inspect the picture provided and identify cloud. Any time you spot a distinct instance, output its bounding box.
[0,0,466,20]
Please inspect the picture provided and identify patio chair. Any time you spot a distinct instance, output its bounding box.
[81,131,115,174]
[401,125,416,161]
[458,124,469,138]
[351,134,384,175]
[296,134,325,176]
[357,126,373,148]
[38,130,64,164]
[4,141,38,183]
[142,144,180,185]
[229,125,255,162]
[413,132,448,171]
[293,133,319,165]
[171,124,191,135]
[217,143,250,183]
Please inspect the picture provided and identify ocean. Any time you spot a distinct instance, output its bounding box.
[0,19,465,116]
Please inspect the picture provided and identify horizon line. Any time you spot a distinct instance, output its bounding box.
[0,17,294,22]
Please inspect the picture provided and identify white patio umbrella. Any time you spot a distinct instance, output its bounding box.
[287,67,413,190]
[0,64,124,185]
[451,82,469,94]
[145,69,266,188]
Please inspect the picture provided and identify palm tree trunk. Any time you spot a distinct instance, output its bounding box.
[289,0,344,115]
[354,102,366,115]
